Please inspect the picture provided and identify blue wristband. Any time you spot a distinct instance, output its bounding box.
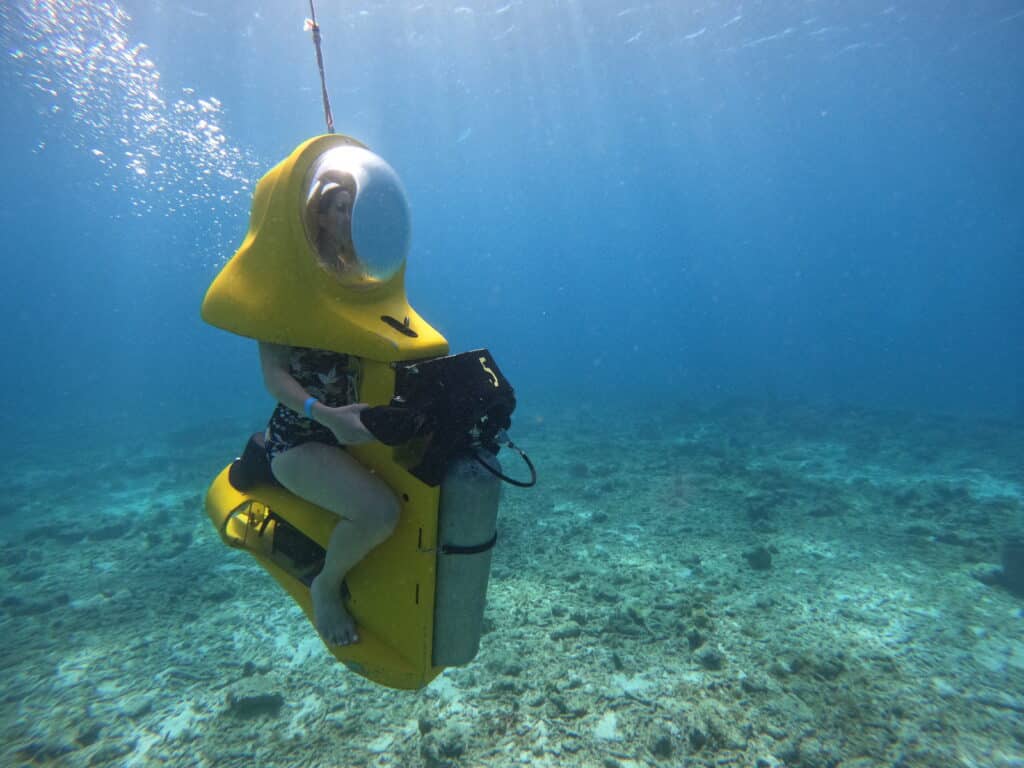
[303,396,318,418]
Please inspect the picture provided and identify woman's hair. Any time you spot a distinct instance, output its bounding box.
[308,172,357,275]
[317,180,351,214]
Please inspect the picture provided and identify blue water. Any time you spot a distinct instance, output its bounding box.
[2,4,1024,766]
[1,1,1021,440]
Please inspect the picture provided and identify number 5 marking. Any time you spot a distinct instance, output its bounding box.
[479,357,499,388]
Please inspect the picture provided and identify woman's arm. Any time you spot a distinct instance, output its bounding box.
[258,341,373,445]
[259,341,311,413]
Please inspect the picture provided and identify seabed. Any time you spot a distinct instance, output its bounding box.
[2,400,1022,768]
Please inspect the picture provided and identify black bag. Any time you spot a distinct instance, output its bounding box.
[361,349,516,486]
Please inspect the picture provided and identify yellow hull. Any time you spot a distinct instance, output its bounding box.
[200,134,451,690]
[205,449,444,690]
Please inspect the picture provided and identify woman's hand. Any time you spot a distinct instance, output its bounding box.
[317,403,375,445]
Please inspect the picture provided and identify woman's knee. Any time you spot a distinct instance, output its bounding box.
[271,442,399,539]
[359,487,400,542]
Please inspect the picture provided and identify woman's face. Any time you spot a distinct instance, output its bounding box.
[317,187,358,268]
[321,186,354,237]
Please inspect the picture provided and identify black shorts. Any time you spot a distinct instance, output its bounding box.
[264,403,341,463]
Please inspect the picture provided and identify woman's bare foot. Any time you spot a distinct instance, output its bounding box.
[310,573,359,646]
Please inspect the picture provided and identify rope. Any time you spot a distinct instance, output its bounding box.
[306,0,335,134]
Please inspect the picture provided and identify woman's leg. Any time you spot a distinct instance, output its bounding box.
[271,442,400,645]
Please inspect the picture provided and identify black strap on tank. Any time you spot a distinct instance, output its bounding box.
[440,532,498,556]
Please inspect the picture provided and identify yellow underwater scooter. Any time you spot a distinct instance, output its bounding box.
[201,132,533,690]
[200,8,533,689]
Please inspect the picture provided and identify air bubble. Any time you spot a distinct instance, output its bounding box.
[1,0,260,243]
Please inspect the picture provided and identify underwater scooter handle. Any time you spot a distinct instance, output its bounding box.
[359,405,426,445]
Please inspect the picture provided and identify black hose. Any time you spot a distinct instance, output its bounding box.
[474,441,537,488]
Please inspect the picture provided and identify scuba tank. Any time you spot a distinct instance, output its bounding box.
[363,349,535,667]
[433,453,502,666]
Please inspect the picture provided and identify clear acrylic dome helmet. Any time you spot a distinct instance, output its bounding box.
[302,145,411,287]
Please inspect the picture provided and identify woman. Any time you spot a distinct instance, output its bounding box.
[258,179,399,647]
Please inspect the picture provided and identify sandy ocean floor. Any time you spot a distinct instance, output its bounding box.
[2,401,1022,768]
